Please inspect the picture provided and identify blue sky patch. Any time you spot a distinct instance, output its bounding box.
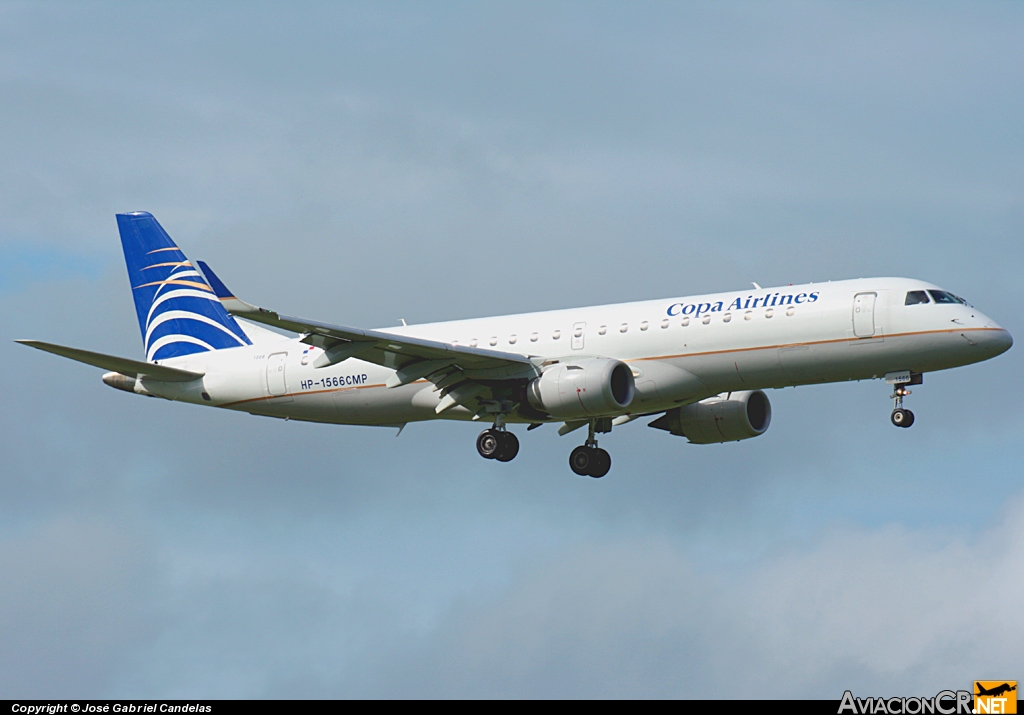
[0,245,107,294]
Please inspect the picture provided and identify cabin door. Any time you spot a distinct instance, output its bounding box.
[266,352,289,395]
[852,292,876,337]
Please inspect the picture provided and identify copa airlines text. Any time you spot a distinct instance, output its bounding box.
[19,212,1013,478]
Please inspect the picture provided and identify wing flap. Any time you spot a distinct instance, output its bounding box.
[16,340,204,382]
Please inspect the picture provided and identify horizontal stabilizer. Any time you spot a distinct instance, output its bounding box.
[16,340,204,382]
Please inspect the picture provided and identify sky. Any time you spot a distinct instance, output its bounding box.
[1,0,1022,699]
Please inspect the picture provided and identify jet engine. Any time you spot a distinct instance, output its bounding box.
[649,390,771,444]
[526,358,635,420]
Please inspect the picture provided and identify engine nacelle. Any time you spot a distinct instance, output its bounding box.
[649,390,771,444]
[526,358,635,420]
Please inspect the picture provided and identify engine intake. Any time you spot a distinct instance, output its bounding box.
[649,390,771,444]
[527,358,635,419]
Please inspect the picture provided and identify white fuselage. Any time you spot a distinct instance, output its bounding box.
[138,277,1012,427]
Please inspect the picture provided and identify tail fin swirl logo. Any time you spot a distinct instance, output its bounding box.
[116,212,251,361]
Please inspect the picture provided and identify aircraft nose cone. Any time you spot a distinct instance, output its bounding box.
[982,328,1013,356]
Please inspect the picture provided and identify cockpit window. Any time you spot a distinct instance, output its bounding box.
[928,290,967,305]
[905,290,930,305]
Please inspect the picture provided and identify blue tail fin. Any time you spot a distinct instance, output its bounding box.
[116,212,252,361]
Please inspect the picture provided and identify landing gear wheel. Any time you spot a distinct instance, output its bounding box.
[889,381,918,429]
[890,408,915,428]
[570,421,614,478]
[569,446,611,477]
[495,432,520,462]
[589,448,611,478]
[569,446,593,476]
[476,429,502,459]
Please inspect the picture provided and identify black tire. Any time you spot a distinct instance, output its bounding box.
[569,446,592,475]
[495,432,520,462]
[891,409,912,428]
[476,429,501,459]
[589,448,611,478]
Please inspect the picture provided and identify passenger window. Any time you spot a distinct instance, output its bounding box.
[640,321,649,331]
[905,291,930,305]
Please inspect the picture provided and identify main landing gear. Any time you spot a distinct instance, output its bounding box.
[476,415,519,462]
[569,420,611,479]
[474,414,615,478]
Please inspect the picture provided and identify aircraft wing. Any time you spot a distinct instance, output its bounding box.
[239,306,533,371]
[196,262,539,411]
[16,340,204,382]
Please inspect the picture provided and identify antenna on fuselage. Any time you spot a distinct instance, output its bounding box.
[751,282,762,290]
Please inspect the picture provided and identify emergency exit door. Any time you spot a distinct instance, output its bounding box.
[572,322,586,350]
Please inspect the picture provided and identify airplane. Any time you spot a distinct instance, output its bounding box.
[976,683,1017,698]
[17,211,1013,478]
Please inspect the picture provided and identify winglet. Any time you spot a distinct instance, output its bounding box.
[195,260,262,315]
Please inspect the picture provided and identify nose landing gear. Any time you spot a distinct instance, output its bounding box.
[886,371,922,428]
[890,401,914,428]
[569,419,612,478]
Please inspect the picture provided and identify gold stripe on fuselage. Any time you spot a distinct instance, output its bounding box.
[215,327,1004,410]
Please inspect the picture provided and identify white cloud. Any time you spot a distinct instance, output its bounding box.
[368,494,1024,698]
